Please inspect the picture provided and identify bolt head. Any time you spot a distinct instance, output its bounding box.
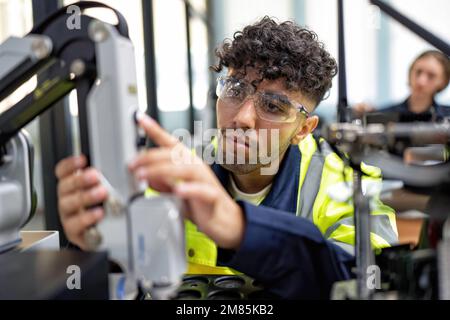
[70,59,86,77]
[89,20,110,42]
[31,37,52,59]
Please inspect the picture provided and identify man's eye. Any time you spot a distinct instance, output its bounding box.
[262,102,287,114]
[226,87,243,98]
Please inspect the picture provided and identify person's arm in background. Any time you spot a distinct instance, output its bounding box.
[352,102,376,119]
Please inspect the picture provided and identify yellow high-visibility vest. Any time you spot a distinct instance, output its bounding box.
[149,134,398,275]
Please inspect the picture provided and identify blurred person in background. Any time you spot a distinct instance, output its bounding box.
[353,50,450,122]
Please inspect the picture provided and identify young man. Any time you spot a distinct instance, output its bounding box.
[55,17,398,299]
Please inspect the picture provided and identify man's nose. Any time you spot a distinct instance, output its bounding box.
[232,98,257,129]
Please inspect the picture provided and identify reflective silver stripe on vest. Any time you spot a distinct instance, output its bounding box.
[297,153,324,219]
[296,140,332,219]
[324,215,398,245]
[330,240,355,255]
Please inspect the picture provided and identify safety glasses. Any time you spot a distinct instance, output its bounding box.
[216,76,310,123]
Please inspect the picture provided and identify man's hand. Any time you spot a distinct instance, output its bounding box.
[55,114,245,251]
[128,113,245,249]
[55,155,107,250]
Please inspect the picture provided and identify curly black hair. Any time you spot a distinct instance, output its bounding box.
[212,16,337,106]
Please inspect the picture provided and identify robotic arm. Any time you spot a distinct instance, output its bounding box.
[0,1,186,299]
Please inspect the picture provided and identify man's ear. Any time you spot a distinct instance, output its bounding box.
[291,115,319,145]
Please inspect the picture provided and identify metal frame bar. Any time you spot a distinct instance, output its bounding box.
[207,0,225,129]
[141,0,159,123]
[370,0,450,56]
[376,1,391,107]
[184,1,195,134]
[32,0,72,247]
[337,0,349,123]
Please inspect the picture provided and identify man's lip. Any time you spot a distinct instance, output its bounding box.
[225,136,250,147]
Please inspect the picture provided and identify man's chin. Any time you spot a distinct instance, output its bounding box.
[219,163,263,175]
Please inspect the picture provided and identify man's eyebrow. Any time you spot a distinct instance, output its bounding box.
[262,91,290,103]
